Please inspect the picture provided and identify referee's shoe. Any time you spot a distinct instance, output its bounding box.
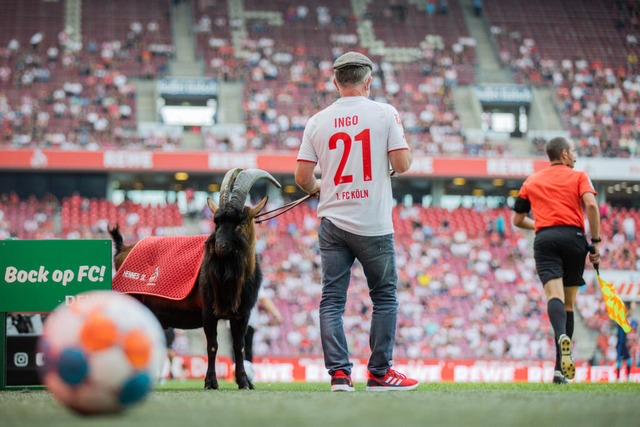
[553,370,569,384]
[558,334,575,379]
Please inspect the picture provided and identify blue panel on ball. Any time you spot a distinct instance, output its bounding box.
[56,348,89,386]
[119,372,152,405]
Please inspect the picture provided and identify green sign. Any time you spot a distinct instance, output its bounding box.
[0,240,112,312]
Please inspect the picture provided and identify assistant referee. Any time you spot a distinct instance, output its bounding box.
[512,136,602,384]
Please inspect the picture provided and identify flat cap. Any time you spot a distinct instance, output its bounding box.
[333,51,373,70]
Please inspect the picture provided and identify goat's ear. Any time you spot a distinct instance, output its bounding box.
[207,197,218,214]
[248,196,269,218]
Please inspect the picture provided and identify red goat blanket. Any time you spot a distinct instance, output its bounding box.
[112,235,208,300]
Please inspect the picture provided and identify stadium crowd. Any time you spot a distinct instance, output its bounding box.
[487,0,640,158]
[2,0,638,157]
[195,0,508,156]
[2,192,638,364]
[0,0,172,150]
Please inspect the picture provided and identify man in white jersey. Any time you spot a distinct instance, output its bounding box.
[295,51,417,392]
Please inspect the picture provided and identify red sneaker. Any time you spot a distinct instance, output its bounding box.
[366,369,419,391]
[331,370,355,392]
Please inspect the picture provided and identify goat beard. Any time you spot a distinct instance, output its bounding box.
[207,246,250,318]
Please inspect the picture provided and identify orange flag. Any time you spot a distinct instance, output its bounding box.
[596,273,632,333]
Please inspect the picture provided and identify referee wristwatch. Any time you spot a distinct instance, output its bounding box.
[591,237,602,243]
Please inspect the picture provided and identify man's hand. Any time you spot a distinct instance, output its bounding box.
[295,161,321,195]
[311,179,321,196]
[589,243,601,265]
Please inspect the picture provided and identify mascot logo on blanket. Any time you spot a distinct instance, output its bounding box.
[147,267,159,286]
[112,235,207,300]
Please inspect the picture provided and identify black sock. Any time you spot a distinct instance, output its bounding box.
[548,298,566,371]
[566,311,574,339]
[548,298,567,338]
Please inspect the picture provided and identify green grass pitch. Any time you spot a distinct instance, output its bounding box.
[1,380,639,427]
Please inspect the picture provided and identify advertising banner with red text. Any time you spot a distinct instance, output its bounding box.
[2,149,639,180]
[165,356,639,383]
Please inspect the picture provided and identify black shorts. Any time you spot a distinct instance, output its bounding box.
[533,226,589,286]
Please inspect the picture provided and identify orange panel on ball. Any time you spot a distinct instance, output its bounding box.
[122,329,152,369]
[80,310,118,351]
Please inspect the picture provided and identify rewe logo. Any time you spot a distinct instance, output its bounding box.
[30,149,48,168]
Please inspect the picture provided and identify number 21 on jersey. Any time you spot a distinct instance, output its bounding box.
[329,129,372,186]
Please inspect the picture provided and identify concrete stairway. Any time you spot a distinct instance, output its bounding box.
[453,0,566,157]
[169,0,203,77]
[458,0,512,84]
[218,82,244,125]
[453,86,482,130]
[131,1,245,149]
[133,80,157,123]
[528,87,564,132]
[64,0,82,45]
[453,0,512,138]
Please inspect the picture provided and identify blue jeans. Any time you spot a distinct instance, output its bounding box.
[318,218,399,377]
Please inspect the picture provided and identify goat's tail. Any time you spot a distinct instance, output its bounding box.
[108,224,124,254]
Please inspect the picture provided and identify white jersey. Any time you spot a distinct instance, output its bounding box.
[297,96,409,236]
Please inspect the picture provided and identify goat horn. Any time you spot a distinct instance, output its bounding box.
[219,167,243,208]
[229,169,281,210]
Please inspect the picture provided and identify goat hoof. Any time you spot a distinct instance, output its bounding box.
[204,381,219,390]
[237,380,254,390]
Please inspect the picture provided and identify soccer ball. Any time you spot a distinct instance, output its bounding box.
[38,291,166,415]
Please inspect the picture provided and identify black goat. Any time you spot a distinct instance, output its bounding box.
[109,168,281,389]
